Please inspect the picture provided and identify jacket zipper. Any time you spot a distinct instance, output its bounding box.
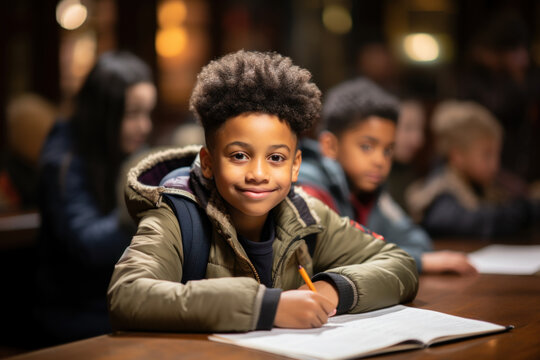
[271,236,301,287]
[229,237,261,283]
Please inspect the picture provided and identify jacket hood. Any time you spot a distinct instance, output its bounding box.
[125,145,202,219]
[298,138,354,218]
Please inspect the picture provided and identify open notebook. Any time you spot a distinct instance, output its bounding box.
[210,305,511,360]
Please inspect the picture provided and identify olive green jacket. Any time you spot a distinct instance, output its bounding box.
[107,146,418,332]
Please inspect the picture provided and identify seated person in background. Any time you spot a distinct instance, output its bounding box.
[406,100,540,238]
[107,50,418,333]
[298,78,476,275]
[36,51,156,344]
[0,93,56,211]
[386,99,427,211]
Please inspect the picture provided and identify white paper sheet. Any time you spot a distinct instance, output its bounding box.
[468,244,540,275]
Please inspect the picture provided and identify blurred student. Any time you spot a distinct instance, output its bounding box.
[298,78,476,275]
[452,12,540,182]
[0,94,56,211]
[386,99,426,210]
[36,50,156,344]
[406,100,540,238]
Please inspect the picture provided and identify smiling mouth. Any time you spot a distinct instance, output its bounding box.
[237,188,277,199]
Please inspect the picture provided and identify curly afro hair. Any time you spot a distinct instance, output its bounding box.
[189,50,321,146]
[322,77,399,136]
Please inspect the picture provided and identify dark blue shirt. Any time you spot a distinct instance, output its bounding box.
[238,215,275,287]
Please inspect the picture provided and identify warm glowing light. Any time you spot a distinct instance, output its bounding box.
[71,33,97,77]
[403,33,440,62]
[158,0,187,28]
[156,27,188,57]
[56,0,88,30]
[322,5,352,35]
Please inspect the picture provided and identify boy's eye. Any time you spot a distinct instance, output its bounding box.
[231,152,248,161]
[384,147,394,158]
[268,154,285,162]
[360,143,373,152]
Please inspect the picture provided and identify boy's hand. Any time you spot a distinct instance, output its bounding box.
[422,251,478,275]
[298,280,339,309]
[274,289,336,328]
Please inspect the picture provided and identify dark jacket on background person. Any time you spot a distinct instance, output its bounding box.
[35,121,132,344]
[297,138,432,273]
[406,165,540,238]
[107,145,418,332]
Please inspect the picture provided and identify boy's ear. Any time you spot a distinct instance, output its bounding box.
[319,131,339,159]
[199,147,213,179]
[291,149,302,182]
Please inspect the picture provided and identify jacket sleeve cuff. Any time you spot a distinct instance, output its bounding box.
[255,288,282,330]
[312,272,355,314]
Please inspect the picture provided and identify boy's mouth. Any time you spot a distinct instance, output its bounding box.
[236,187,277,199]
[363,173,385,184]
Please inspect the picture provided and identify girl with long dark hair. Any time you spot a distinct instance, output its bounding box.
[36,51,156,344]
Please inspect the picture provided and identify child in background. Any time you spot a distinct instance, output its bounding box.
[36,51,156,344]
[298,78,476,274]
[386,99,426,211]
[406,100,540,238]
[0,94,56,211]
[108,51,418,333]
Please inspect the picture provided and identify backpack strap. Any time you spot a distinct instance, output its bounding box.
[161,193,212,283]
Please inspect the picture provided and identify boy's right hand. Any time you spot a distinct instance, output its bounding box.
[274,290,336,328]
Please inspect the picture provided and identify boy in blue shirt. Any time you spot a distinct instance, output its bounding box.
[298,78,476,274]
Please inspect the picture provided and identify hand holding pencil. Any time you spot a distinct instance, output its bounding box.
[273,265,338,329]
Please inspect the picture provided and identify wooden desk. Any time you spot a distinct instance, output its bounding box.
[9,242,540,360]
[0,210,40,250]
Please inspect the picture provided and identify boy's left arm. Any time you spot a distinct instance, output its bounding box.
[309,199,419,314]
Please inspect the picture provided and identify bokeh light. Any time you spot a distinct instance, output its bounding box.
[56,0,88,30]
[322,5,352,35]
[403,33,440,62]
[156,27,188,57]
[158,0,187,28]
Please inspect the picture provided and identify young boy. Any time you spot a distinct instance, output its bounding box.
[107,51,418,332]
[407,100,540,237]
[298,78,476,275]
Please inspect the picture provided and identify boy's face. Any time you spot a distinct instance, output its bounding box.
[200,113,301,224]
[322,116,395,193]
[452,136,501,186]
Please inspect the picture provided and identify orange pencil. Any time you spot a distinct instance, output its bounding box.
[298,265,317,292]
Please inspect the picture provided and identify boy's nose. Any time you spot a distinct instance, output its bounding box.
[372,150,386,167]
[246,159,269,183]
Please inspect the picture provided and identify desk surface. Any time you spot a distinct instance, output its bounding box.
[10,239,540,360]
[0,210,39,250]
